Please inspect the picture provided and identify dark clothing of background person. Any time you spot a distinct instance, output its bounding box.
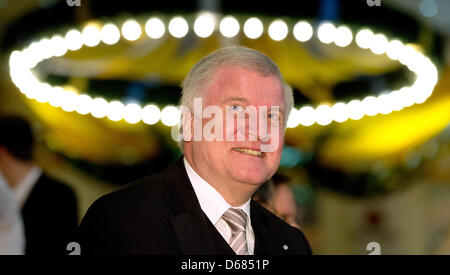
[78,157,311,255]
[22,174,78,255]
[0,116,78,255]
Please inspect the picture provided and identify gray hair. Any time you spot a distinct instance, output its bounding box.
[178,46,294,152]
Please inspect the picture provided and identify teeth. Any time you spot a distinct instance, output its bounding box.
[233,148,262,157]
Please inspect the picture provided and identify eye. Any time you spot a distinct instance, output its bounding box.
[230,105,244,112]
[268,112,280,121]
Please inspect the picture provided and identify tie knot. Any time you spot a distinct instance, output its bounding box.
[222,208,247,232]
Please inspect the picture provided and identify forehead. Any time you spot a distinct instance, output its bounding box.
[205,66,285,107]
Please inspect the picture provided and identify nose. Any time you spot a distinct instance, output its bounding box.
[241,109,270,142]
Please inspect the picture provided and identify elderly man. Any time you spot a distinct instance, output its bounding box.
[78,46,311,255]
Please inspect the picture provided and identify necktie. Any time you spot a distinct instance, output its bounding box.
[222,208,248,255]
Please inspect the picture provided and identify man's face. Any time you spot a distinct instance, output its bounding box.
[273,184,300,229]
[189,66,285,188]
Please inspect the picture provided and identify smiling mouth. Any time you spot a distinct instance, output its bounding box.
[232,148,264,158]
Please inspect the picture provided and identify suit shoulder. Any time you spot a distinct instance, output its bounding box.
[83,169,170,218]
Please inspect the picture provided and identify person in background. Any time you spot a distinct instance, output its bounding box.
[253,174,301,229]
[0,173,25,255]
[0,116,78,255]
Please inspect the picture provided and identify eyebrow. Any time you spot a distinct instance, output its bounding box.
[222,97,248,104]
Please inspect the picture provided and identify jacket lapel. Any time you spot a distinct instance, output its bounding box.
[166,157,234,255]
[251,201,283,255]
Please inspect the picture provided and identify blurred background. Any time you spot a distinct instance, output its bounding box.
[0,0,449,254]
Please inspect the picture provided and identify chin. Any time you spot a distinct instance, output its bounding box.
[232,169,270,185]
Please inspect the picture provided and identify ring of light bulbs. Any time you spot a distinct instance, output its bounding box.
[9,12,439,128]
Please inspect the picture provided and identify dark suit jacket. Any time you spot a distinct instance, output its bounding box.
[22,174,78,255]
[78,157,312,255]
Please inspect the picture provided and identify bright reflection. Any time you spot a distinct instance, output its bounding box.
[91,97,109,118]
[268,19,288,41]
[168,17,189,38]
[356,29,374,49]
[194,12,216,38]
[81,25,101,47]
[293,21,313,42]
[65,29,83,51]
[334,26,353,47]
[122,19,142,41]
[142,104,161,125]
[145,18,165,39]
[161,106,180,126]
[243,17,263,39]
[107,101,125,121]
[124,103,143,124]
[220,16,240,38]
[101,23,121,45]
[317,22,336,44]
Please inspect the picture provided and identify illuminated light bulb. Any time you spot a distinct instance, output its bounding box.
[65,29,83,51]
[315,105,333,126]
[121,19,142,41]
[101,23,121,45]
[370,34,388,55]
[35,83,52,103]
[243,17,263,39]
[389,90,405,112]
[26,41,43,66]
[124,103,143,124]
[398,87,415,108]
[145,18,165,39]
[82,25,101,47]
[407,52,428,75]
[334,26,353,47]
[9,51,22,70]
[219,16,240,38]
[286,108,300,128]
[268,19,288,41]
[39,39,53,60]
[330,102,348,123]
[293,21,313,42]
[347,99,365,120]
[297,106,315,127]
[361,96,379,116]
[193,12,216,38]
[24,88,38,100]
[168,16,189,38]
[12,49,28,71]
[161,106,180,126]
[386,40,404,60]
[142,104,161,125]
[377,94,392,115]
[91,97,109,118]
[75,94,93,115]
[49,87,66,108]
[317,22,336,44]
[106,101,125,121]
[413,87,430,104]
[355,29,374,49]
[60,91,78,112]
[398,45,417,66]
[50,35,68,57]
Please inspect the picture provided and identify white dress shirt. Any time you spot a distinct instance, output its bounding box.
[0,171,25,255]
[12,166,42,208]
[183,158,255,255]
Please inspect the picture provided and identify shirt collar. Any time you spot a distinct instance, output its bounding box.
[12,166,41,207]
[183,157,251,225]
